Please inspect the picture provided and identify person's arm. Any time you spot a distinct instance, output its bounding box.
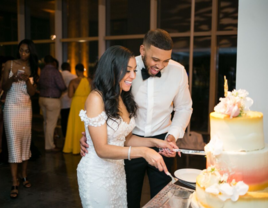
[125,133,180,157]
[68,79,75,98]
[25,78,36,96]
[55,71,67,91]
[167,68,193,141]
[79,128,179,157]
[2,61,19,91]
[84,91,169,173]
[18,73,36,96]
[125,133,177,149]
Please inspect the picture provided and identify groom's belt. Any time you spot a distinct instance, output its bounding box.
[40,96,60,99]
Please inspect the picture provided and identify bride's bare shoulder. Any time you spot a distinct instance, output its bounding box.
[84,90,104,117]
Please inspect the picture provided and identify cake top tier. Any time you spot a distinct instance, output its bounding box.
[210,111,264,152]
[211,111,263,120]
[210,89,264,152]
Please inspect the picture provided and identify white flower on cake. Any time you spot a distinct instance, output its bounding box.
[200,166,221,188]
[202,166,249,202]
[232,181,249,200]
[219,173,228,183]
[207,166,219,174]
[206,183,220,195]
[214,89,253,118]
[218,183,234,201]
[205,135,223,156]
[218,181,249,201]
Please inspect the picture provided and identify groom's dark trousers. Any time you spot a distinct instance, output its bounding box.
[124,133,174,208]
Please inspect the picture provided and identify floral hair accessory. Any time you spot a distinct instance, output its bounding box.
[214,89,253,118]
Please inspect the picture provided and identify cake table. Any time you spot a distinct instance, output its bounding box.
[143,180,195,208]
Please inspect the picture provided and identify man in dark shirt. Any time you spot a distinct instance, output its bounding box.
[39,55,66,151]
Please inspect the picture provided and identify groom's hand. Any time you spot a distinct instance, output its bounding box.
[165,134,181,157]
[80,132,89,156]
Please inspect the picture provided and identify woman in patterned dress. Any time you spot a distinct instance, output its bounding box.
[77,46,178,207]
[2,39,38,198]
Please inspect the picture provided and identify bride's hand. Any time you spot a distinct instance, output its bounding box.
[143,148,168,174]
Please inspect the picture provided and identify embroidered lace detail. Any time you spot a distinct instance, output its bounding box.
[79,110,107,127]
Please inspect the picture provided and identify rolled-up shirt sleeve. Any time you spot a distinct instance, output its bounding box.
[168,68,193,140]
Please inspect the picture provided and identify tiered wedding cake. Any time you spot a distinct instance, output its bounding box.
[191,89,268,208]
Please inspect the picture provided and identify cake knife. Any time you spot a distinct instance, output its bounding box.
[172,149,206,155]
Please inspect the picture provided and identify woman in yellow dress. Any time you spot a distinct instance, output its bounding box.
[63,63,91,154]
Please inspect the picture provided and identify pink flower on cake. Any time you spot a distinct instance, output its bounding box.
[214,89,253,118]
[225,97,240,117]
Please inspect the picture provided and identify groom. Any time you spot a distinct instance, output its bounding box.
[80,29,192,208]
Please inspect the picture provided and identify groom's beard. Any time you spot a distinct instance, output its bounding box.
[142,54,153,77]
[142,54,160,77]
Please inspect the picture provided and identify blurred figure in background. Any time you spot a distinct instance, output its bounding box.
[52,58,61,140]
[60,62,77,138]
[53,58,59,71]
[63,63,91,154]
[2,39,38,198]
[0,56,7,156]
[39,55,66,152]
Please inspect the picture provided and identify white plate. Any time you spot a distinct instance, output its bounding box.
[174,168,202,183]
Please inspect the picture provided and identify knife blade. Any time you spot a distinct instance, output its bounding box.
[173,149,206,155]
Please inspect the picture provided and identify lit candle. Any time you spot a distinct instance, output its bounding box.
[224,76,228,97]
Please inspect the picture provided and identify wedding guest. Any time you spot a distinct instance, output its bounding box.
[39,55,66,152]
[60,62,77,138]
[2,39,38,198]
[53,58,59,70]
[63,63,90,154]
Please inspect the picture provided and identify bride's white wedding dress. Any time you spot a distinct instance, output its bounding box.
[77,110,135,208]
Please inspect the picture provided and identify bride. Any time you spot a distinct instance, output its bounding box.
[77,45,177,208]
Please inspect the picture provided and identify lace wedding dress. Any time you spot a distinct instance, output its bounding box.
[77,110,135,208]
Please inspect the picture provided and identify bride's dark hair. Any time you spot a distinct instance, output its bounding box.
[93,45,137,123]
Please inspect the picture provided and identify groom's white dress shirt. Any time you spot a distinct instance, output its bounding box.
[132,55,193,140]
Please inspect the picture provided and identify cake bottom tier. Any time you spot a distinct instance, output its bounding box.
[192,184,268,208]
[207,144,268,191]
